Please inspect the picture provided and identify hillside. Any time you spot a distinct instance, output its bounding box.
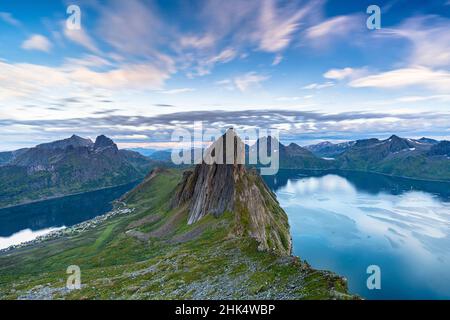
[250,136,334,170]
[0,132,354,300]
[0,135,155,208]
[275,135,449,182]
[336,135,450,181]
[305,141,356,158]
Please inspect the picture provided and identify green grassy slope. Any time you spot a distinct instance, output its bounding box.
[0,168,354,300]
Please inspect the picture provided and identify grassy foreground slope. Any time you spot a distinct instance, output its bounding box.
[0,169,353,300]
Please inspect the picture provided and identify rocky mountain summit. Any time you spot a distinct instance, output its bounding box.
[0,135,154,208]
[170,129,292,255]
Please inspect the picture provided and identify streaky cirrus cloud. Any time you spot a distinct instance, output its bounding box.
[64,24,100,54]
[302,82,335,90]
[383,15,450,68]
[0,11,21,27]
[305,14,365,46]
[2,109,449,151]
[349,67,450,93]
[0,58,175,101]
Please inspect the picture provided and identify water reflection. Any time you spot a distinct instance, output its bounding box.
[266,169,450,202]
[0,227,65,250]
[264,170,450,299]
[0,181,139,248]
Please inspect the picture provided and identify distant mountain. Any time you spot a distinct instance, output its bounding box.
[147,150,173,161]
[417,137,439,145]
[250,136,334,169]
[0,135,156,208]
[249,134,449,181]
[427,141,450,157]
[128,148,162,157]
[0,148,29,166]
[305,141,356,158]
[336,135,450,181]
[0,152,14,166]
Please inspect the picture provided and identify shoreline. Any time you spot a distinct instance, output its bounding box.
[276,167,450,184]
[0,179,142,210]
[0,203,135,255]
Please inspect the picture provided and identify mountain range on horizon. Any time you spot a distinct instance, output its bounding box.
[1,132,449,209]
[253,134,450,181]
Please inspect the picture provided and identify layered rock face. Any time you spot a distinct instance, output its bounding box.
[171,129,292,255]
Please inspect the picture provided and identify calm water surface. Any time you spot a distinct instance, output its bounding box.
[264,170,450,300]
[0,182,138,250]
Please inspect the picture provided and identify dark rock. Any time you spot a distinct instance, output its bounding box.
[170,129,292,255]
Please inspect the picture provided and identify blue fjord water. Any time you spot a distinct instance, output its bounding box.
[0,182,138,250]
[264,170,450,300]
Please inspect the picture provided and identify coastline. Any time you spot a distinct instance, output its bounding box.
[275,167,450,184]
[0,203,135,255]
[0,179,142,210]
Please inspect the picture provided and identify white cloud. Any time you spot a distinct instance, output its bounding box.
[0,62,68,100]
[112,134,149,140]
[324,68,355,80]
[21,34,52,52]
[0,60,174,102]
[160,88,196,95]
[350,67,450,93]
[305,15,362,42]
[234,72,269,92]
[179,34,216,49]
[209,48,237,64]
[215,79,235,91]
[272,54,283,66]
[276,96,313,101]
[256,0,313,52]
[386,16,450,68]
[0,12,21,27]
[64,26,100,54]
[97,0,163,56]
[64,55,113,68]
[187,48,238,77]
[396,95,450,103]
[67,63,174,90]
[302,81,335,90]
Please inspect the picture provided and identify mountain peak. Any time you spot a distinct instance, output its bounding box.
[388,134,402,141]
[203,128,245,165]
[170,131,291,255]
[36,135,93,150]
[94,135,118,151]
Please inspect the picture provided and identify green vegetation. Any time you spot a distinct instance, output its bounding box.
[0,136,155,208]
[0,168,354,300]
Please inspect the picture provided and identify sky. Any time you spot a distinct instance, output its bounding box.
[0,0,449,150]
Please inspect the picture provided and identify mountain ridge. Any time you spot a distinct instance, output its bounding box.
[0,135,155,208]
[170,129,291,255]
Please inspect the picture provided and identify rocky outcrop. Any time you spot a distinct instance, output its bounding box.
[171,129,292,255]
[94,135,118,153]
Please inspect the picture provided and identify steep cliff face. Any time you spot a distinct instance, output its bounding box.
[171,129,292,255]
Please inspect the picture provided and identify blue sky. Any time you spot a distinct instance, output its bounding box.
[0,0,449,150]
